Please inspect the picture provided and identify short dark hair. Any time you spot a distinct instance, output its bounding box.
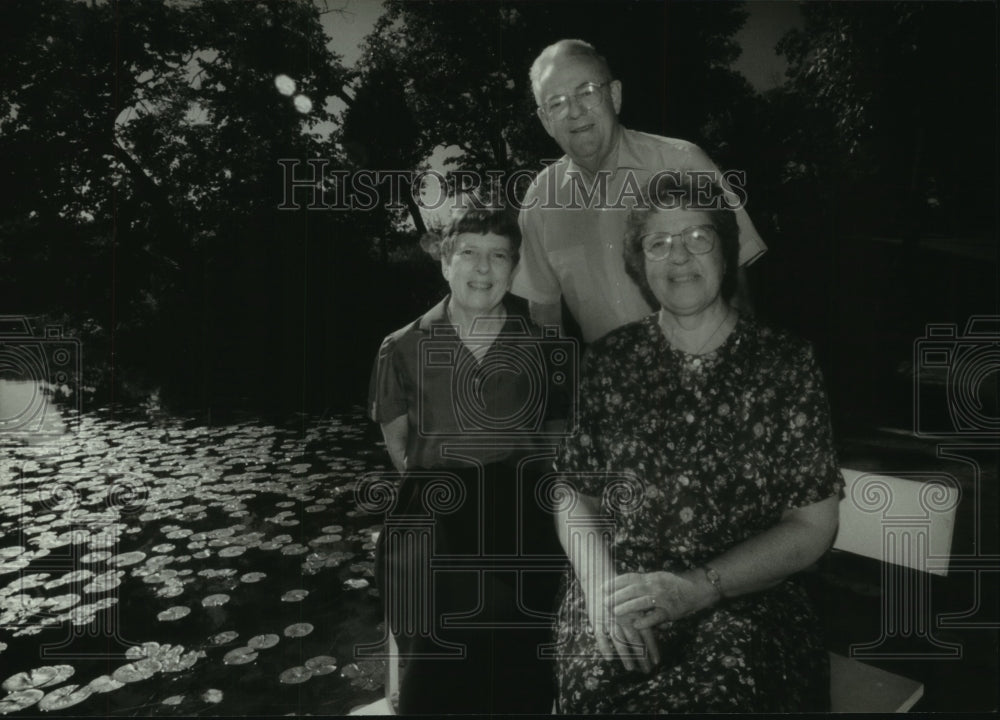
[623,173,740,307]
[435,198,521,265]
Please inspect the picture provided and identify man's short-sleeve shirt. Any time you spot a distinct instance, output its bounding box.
[511,128,767,343]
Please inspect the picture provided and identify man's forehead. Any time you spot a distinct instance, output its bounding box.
[538,54,606,94]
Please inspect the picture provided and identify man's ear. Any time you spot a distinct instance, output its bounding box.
[537,106,555,138]
[610,79,623,115]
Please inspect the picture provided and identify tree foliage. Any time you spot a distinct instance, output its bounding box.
[1,0,358,407]
[774,1,995,238]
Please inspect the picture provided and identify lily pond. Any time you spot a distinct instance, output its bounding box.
[0,403,392,716]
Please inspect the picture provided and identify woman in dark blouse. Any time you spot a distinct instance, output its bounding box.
[368,202,566,714]
[552,174,843,713]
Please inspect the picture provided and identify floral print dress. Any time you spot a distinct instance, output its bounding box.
[553,315,844,713]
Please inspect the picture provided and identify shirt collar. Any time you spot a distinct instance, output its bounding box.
[417,295,454,332]
[615,127,645,171]
[560,126,636,188]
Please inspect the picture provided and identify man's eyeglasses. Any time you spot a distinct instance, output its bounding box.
[540,81,612,120]
[641,225,718,261]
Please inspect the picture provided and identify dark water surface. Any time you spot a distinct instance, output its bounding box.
[0,405,392,716]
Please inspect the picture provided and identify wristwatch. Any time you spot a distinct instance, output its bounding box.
[703,565,725,599]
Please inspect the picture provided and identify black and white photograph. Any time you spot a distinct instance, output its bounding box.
[1,0,997,715]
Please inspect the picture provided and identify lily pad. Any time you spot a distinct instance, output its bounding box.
[88,675,125,693]
[240,572,266,583]
[280,589,308,602]
[125,642,160,660]
[304,656,338,676]
[108,551,146,568]
[1,573,49,593]
[44,569,94,590]
[283,622,314,638]
[222,647,258,665]
[83,570,124,594]
[2,664,74,692]
[111,659,160,684]
[247,634,280,650]
[157,605,191,622]
[197,568,236,579]
[44,593,81,612]
[0,689,44,713]
[160,649,203,673]
[278,666,313,684]
[201,688,223,703]
[155,582,185,599]
[38,683,94,711]
[210,631,238,645]
[217,545,246,558]
[201,594,230,608]
[11,624,44,638]
[343,578,369,590]
[161,695,185,706]
[80,550,112,563]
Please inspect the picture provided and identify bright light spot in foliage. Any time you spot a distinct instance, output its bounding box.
[274,74,296,96]
[293,95,313,114]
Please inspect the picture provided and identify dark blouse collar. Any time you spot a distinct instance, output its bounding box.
[417,294,530,336]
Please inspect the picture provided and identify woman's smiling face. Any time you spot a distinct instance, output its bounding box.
[441,232,515,315]
[642,209,725,317]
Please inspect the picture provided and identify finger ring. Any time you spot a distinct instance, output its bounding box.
[649,596,656,607]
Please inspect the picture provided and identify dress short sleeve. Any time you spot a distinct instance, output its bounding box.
[772,344,844,510]
[368,334,408,424]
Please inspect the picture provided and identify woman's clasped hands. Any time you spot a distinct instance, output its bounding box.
[611,570,717,628]
[588,570,717,673]
[584,583,660,674]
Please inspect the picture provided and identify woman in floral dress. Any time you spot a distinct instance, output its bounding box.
[552,174,843,713]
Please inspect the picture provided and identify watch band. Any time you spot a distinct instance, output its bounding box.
[703,565,725,599]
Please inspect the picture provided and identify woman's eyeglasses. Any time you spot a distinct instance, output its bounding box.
[640,225,718,261]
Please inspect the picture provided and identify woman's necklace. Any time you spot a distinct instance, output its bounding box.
[660,307,734,356]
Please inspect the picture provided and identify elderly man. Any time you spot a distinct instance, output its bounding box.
[512,39,767,343]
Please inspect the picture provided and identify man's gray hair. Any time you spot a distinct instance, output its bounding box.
[529,39,613,105]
